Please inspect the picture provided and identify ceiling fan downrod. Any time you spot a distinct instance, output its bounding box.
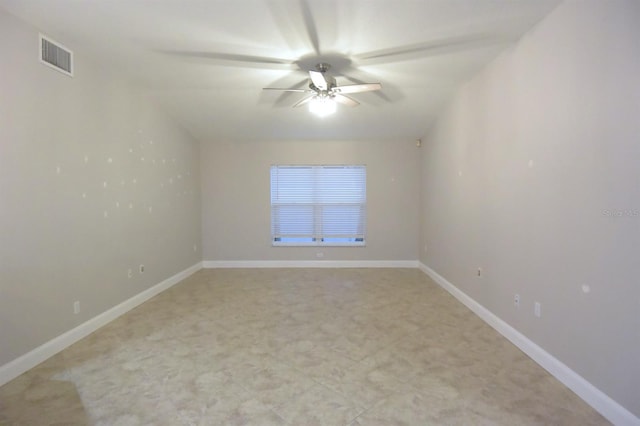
[316,63,331,73]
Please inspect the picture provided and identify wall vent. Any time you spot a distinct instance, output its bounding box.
[39,34,73,77]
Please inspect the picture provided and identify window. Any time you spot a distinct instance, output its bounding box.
[270,165,366,246]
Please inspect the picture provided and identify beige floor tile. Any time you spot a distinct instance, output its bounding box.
[0,268,609,425]
[231,361,317,408]
[273,383,365,426]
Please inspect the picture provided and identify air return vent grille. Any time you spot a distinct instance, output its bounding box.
[39,34,73,76]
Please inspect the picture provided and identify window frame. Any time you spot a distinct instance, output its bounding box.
[270,164,367,247]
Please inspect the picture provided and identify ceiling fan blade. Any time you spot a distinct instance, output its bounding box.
[272,78,312,106]
[293,95,315,108]
[309,70,327,90]
[159,50,295,67]
[299,0,321,55]
[342,68,393,103]
[334,83,382,94]
[355,34,510,65]
[333,94,359,107]
[263,88,310,93]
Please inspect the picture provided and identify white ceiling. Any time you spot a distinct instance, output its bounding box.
[1,0,560,143]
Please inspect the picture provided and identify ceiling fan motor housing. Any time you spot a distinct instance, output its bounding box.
[264,61,381,109]
[310,79,336,92]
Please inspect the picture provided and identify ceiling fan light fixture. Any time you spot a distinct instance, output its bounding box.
[309,95,336,117]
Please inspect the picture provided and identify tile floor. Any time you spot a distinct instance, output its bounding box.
[0,268,608,425]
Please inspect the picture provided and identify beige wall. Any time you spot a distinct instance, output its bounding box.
[0,10,201,366]
[201,139,421,262]
[421,0,640,417]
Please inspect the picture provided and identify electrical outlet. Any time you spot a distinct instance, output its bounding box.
[514,294,520,308]
[477,268,482,277]
[139,264,145,273]
[73,301,80,314]
[534,302,541,317]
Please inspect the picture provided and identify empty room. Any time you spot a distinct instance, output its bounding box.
[0,0,638,424]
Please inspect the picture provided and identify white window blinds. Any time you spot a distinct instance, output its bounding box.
[270,165,366,246]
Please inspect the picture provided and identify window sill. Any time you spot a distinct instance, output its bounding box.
[272,242,366,248]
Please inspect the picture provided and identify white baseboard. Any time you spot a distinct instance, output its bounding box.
[203,260,419,269]
[0,262,203,387]
[418,262,639,426]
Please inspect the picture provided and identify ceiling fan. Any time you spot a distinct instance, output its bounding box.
[263,63,382,116]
